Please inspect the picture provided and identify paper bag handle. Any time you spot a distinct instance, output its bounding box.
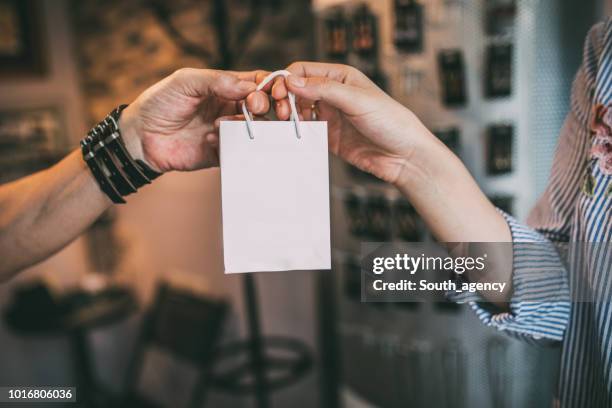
[241,70,302,140]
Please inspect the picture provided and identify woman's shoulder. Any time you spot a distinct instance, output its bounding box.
[584,19,610,68]
[570,18,612,123]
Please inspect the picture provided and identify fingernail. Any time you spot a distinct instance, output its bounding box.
[252,98,262,112]
[288,75,306,87]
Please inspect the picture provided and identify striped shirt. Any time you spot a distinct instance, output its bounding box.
[469,18,612,408]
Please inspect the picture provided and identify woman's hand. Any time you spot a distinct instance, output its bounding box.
[118,68,270,173]
[264,62,439,186]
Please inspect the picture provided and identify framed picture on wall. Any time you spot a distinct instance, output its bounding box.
[0,0,46,77]
[0,107,66,183]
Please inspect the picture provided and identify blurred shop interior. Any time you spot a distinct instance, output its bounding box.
[0,0,610,407]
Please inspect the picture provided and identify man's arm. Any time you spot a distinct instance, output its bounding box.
[0,150,111,280]
[0,68,270,282]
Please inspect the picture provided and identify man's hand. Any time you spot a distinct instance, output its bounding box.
[265,62,438,186]
[118,68,270,173]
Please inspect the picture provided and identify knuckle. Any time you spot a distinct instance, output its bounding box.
[287,61,304,73]
[346,65,360,75]
[172,67,192,78]
[341,64,361,80]
[254,69,268,78]
[216,73,237,88]
[318,77,332,90]
[254,70,269,83]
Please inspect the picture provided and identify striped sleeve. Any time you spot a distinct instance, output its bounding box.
[468,212,571,343]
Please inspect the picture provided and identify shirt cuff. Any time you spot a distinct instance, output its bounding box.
[451,211,571,342]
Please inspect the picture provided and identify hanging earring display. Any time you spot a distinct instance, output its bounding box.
[394,0,424,53]
[325,9,349,60]
[486,124,513,175]
[485,43,513,98]
[434,127,461,157]
[352,5,378,58]
[438,49,468,107]
[348,5,386,92]
[484,0,516,37]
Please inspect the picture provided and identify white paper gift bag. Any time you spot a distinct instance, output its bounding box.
[219,71,331,273]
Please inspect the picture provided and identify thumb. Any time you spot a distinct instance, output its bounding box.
[210,72,257,100]
[173,68,257,100]
[286,75,366,116]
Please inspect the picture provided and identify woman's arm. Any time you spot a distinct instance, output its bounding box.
[0,68,270,281]
[393,121,511,244]
[266,61,574,341]
[262,62,512,304]
[394,125,515,308]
